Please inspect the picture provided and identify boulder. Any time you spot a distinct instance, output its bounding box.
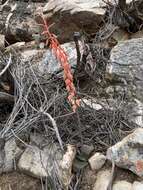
[107,128,143,177]
[42,0,106,43]
[18,143,76,189]
[41,41,77,74]
[88,152,106,171]
[0,1,46,43]
[107,38,143,102]
[7,41,77,77]
[113,180,132,190]
[18,144,62,178]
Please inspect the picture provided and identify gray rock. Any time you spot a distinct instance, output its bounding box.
[88,152,106,171]
[113,180,132,190]
[18,144,62,178]
[133,181,143,190]
[0,139,22,174]
[0,34,5,50]
[42,0,106,42]
[18,144,76,189]
[107,38,143,102]
[42,41,77,74]
[128,99,143,127]
[17,41,77,76]
[80,144,94,158]
[107,128,143,177]
[93,169,111,190]
[81,97,121,111]
[60,144,76,189]
[0,1,47,42]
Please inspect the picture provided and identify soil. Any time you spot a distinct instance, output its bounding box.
[0,172,42,190]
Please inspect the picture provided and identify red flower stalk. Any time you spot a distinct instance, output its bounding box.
[38,14,80,112]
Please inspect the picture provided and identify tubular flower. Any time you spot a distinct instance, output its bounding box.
[39,14,80,112]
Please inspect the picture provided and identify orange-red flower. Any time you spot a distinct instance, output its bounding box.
[38,14,80,112]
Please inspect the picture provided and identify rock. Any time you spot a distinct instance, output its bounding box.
[4,40,77,94]
[42,0,106,43]
[0,1,46,43]
[81,97,120,111]
[0,34,5,50]
[106,38,143,102]
[130,29,143,39]
[0,139,22,174]
[18,143,76,189]
[60,144,76,189]
[5,41,26,52]
[128,99,143,127]
[80,144,94,158]
[8,41,77,77]
[81,98,103,110]
[93,169,111,190]
[107,128,143,177]
[18,144,62,178]
[113,180,132,190]
[132,181,143,190]
[88,152,106,171]
[42,41,77,74]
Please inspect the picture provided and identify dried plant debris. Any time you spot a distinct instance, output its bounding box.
[0,0,143,189]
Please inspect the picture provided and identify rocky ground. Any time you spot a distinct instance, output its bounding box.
[0,0,143,189]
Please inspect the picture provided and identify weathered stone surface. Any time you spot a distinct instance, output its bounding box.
[0,139,22,174]
[0,1,46,42]
[18,143,76,189]
[88,152,106,171]
[80,144,94,158]
[113,180,132,190]
[107,128,143,177]
[93,169,111,190]
[0,34,5,50]
[81,97,121,111]
[60,144,76,189]
[42,41,77,74]
[4,41,77,88]
[107,38,143,102]
[128,99,143,127]
[10,41,77,76]
[133,181,143,190]
[81,98,103,110]
[42,0,106,42]
[18,144,62,178]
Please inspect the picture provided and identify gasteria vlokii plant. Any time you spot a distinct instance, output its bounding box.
[37,13,80,112]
